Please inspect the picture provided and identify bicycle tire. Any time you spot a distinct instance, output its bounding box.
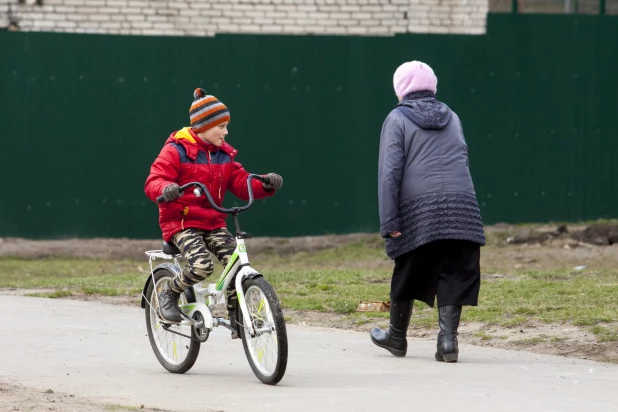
[239,276,288,385]
[144,268,201,374]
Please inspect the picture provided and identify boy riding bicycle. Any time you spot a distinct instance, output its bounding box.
[145,88,283,324]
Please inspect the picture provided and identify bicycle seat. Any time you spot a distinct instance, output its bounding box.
[162,241,181,255]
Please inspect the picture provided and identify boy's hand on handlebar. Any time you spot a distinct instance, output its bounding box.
[162,183,181,202]
[262,173,283,190]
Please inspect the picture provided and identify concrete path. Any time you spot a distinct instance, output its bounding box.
[1,296,616,411]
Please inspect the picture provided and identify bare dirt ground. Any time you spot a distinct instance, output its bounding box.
[283,310,618,364]
[0,233,375,261]
[0,380,167,412]
[0,224,617,270]
[1,223,617,365]
[480,222,618,271]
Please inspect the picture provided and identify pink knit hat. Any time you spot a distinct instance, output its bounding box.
[393,61,438,98]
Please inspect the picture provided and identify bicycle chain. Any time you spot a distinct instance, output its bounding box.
[161,323,203,343]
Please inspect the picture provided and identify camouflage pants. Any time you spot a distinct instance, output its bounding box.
[168,228,236,293]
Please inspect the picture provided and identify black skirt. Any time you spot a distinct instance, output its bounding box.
[390,239,481,307]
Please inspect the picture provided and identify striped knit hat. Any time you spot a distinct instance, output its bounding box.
[189,88,230,133]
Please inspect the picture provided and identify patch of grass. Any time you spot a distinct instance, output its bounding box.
[351,311,388,321]
[573,317,614,327]
[462,269,618,327]
[81,287,122,296]
[513,307,538,315]
[591,325,618,342]
[519,337,547,344]
[474,331,493,340]
[268,268,391,314]
[26,290,74,299]
[253,237,389,270]
[499,317,529,328]
[1,254,617,337]
[0,259,147,298]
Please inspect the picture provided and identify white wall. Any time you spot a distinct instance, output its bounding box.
[1,0,488,36]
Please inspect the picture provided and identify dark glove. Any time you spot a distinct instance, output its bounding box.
[162,183,181,202]
[262,173,283,190]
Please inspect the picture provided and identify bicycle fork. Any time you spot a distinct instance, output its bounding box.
[234,266,267,338]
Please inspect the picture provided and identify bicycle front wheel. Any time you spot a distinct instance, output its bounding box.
[239,277,288,385]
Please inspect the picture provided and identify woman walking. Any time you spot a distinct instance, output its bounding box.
[371,61,486,362]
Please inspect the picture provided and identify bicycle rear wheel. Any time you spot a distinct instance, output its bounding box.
[145,268,200,374]
[239,276,288,385]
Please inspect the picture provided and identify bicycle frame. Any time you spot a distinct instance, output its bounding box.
[145,236,260,337]
[145,174,270,338]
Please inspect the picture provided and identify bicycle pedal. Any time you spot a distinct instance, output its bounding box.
[157,310,182,325]
[160,319,179,327]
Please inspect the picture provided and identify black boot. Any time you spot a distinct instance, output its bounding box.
[435,305,462,363]
[370,300,413,357]
[158,282,183,323]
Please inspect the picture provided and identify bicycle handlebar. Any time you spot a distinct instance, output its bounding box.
[155,174,268,214]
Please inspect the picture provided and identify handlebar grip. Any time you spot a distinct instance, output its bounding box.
[157,189,185,204]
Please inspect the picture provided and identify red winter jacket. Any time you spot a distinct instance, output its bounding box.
[145,127,274,241]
